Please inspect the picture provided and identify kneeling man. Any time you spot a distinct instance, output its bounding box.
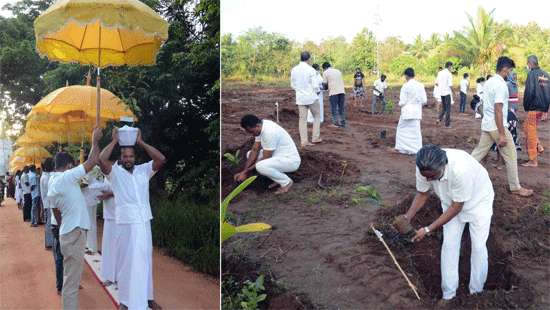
[234,114,301,194]
[400,144,494,303]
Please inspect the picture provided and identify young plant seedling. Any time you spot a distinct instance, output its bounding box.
[224,150,241,167]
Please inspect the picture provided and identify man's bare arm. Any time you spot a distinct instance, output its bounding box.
[136,129,166,172]
[99,128,119,175]
[83,127,103,173]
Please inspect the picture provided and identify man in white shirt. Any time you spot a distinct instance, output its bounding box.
[372,74,388,114]
[459,73,469,113]
[307,63,325,124]
[81,166,103,254]
[98,179,116,287]
[49,127,102,309]
[436,61,454,128]
[99,127,166,310]
[41,158,54,249]
[322,62,346,128]
[234,115,301,194]
[29,165,40,227]
[395,68,427,155]
[21,167,32,221]
[471,57,533,197]
[290,51,322,147]
[399,145,494,303]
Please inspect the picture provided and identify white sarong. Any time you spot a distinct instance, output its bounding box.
[395,118,422,154]
[117,221,154,310]
[100,218,117,282]
[307,93,324,123]
[86,203,98,252]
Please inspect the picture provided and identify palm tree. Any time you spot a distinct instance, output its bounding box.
[409,35,427,58]
[451,7,511,74]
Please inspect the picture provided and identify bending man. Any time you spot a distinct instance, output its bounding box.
[234,114,301,194]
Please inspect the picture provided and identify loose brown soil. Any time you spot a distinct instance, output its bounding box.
[222,84,550,309]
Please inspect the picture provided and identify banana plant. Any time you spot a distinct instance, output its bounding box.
[223,150,240,167]
[221,176,271,242]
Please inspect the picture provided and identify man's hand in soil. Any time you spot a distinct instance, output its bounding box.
[412,228,428,242]
[234,171,248,182]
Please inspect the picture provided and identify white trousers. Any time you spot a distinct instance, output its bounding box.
[100,219,117,282]
[86,204,97,252]
[395,118,422,154]
[307,94,324,123]
[117,221,154,310]
[441,214,492,300]
[247,150,300,186]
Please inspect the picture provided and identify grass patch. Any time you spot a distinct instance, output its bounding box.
[151,196,219,276]
[222,275,268,310]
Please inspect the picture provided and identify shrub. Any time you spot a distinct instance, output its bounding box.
[151,196,219,276]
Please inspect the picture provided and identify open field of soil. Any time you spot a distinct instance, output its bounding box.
[222,83,550,309]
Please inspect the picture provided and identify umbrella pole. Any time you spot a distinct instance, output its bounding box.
[96,25,102,127]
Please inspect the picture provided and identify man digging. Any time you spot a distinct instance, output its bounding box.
[234,114,301,194]
[396,144,494,305]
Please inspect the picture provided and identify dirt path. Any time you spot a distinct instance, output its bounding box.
[0,198,220,310]
[0,198,114,310]
[222,85,550,309]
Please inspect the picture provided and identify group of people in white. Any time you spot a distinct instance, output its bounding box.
[9,127,166,310]
[234,52,549,303]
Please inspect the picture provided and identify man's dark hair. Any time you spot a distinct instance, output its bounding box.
[54,152,75,170]
[240,114,262,129]
[476,77,485,83]
[29,165,36,172]
[486,74,492,80]
[23,166,29,173]
[463,73,469,78]
[527,55,539,67]
[445,61,453,68]
[120,146,136,154]
[381,74,387,80]
[312,63,320,70]
[42,158,54,173]
[496,56,515,72]
[300,51,311,62]
[404,67,415,78]
[322,62,331,70]
[416,144,448,171]
[438,66,443,70]
[356,67,361,71]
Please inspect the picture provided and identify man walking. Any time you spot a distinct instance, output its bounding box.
[459,73,469,113]
[100,128,166,310]
[49,127,102,309]
[471,57,533,197]
[29,165,40,227]
[234,114,301,194]
[372,74,388,114]
[21,166,32,221]
[98,179,117,287]
[437,61,454,127]
[290,51,322,147]
[395,68,427,155]
[522,55,550,167]
[41,158,54,249]
[400,145,494,304]
[322,62,346,128]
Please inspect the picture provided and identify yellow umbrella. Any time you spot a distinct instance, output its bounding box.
[9,156,43,168]
[15,134,50,147]
[32,85,136,121]
[34,0,169,125]
[14,146,52,159]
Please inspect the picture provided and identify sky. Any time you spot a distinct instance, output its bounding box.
[222,0,550,43]
[0,0,14,17]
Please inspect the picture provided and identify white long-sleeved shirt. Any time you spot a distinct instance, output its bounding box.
[436,68,453,96]
[290,62,319,105]
[398,78,427,120]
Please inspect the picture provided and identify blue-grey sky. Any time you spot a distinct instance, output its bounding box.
[222,0,550,43]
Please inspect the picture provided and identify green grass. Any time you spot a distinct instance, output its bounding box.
[542,201,550,216]
[151,196,219,276]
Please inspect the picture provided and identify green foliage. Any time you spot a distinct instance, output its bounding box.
[355,185,382,203]
[151,195,219,276]
[223,150,240,167]
[543,202,550,216]
[222,275,268,310]
[384,100,395,114]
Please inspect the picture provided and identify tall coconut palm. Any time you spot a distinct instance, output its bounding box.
[451,7,511,74]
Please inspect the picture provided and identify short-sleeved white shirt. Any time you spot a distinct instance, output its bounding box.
[48,165,89,235]
[460,79,469,93]
[416,149,494,222]
[436,69,453,96]
[21,172,31,194]
[254,120,300,161]
[109,161,155,224]
[481,74,509,132]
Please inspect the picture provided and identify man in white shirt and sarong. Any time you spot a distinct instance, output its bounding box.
[471,56,533,198]
[395,68,427,155]
[290,51,322,147]
[234,114,301,194]
[399,144,494,304]
[40,158,54,249]
[49,127,103,309]
[98,179,117,287]
[436,61,454,128]
[100,128,166,310]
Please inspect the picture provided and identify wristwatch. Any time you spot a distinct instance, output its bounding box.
[424,226,431,234]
